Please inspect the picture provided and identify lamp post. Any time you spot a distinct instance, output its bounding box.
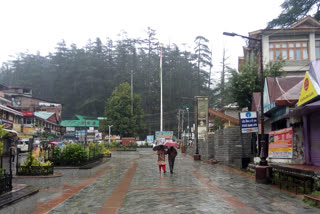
[108,125,113,144]
[223,32,269,181]
[186,107,190,141]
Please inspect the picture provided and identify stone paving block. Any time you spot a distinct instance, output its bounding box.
[29,148,320,214]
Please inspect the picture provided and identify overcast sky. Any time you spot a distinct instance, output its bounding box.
[0,0,283,82]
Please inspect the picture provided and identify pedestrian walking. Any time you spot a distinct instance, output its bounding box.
[167,146,177,174]
[157,145,167,173]
[9,142,16,162]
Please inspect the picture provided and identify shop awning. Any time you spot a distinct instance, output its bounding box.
[4,129,18,134]
[290,100,320,116]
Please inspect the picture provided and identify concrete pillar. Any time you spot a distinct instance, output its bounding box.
[262,35,269,65]
[309,32,316,61]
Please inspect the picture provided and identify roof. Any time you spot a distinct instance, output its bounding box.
[275,80,303,106]
[61,119,99,127]
[249,16,320,37]
[208,108,239,125]
[266,77,304,104]
[34,112,55,120]
[0,104,23,116]
[290,16,320,29]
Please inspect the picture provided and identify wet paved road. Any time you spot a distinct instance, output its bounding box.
[33,148,319,214]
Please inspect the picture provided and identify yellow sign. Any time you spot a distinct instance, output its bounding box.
[13,123,22,132]
[297,72,320,106]
[23,127,35,135]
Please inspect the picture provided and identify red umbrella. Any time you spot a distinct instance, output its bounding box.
[164,141,179,147]
[49,141,59,145]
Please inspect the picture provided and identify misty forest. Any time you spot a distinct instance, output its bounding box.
[0,28,234,136]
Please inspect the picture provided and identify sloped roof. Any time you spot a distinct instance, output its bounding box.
[34,112,55,120]
[290,16,320,29]
[249,16,320,37]
[275,80,303,106]
[266,77,304,104]
[208,108,239,125]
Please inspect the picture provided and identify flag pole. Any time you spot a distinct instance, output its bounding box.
[160,44,163,132]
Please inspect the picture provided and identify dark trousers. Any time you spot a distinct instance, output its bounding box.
[168,158,175,173]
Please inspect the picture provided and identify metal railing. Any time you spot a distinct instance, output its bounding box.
[0,170,12,195]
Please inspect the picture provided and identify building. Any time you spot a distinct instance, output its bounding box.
[0,84,62,122]
[245,16,320,77]
[61,115,101,142]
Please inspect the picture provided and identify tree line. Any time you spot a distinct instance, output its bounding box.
[0,29,217,137]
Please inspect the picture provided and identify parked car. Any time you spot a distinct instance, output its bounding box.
[17,140,29,152]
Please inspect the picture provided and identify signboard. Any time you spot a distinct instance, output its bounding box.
[95,132,102,140]
[20,111,33,117]
[13,123,22,133]
[155,131,173,139]
[239,111,258,133]
[23,127,35,134]
[297,71,320,106]
[147,135,154,144]
[66,127,75,131]
[268,127,293,158]
[196,97,208,139]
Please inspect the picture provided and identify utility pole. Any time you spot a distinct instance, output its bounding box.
[131,70,133,115]
[160,44,163,131]
[181,109,185,139]
[177,109,181,139]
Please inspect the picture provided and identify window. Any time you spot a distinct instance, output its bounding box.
[269,41,309,61]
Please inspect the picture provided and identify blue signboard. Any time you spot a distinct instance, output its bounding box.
[239,111,258,133]
[155,131,173,139]
[147,135,154,144]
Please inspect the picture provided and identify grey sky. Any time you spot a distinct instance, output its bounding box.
[0,0,282,82]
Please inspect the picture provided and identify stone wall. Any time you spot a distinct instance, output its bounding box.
[218,126,252,168]
[184,126,252,168]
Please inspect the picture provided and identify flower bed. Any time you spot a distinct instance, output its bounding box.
[16,152,54,176]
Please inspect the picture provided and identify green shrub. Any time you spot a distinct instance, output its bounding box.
[62,143,88,165]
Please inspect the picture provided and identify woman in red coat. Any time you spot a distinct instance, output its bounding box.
[157,145,167,173]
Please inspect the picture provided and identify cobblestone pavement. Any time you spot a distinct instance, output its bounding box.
[32,148,319,214]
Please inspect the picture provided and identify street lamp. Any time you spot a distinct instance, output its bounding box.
[108,125,113,144]
[223,32,269,180]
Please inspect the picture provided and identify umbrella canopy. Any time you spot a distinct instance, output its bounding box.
[49,141,59,145]
[153,144,166,151]
[164,141,179,147]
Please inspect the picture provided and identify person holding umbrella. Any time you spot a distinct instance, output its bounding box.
[157,145,167,173]
[167,146,177,174]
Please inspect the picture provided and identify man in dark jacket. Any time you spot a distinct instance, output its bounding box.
[167,147,177,174]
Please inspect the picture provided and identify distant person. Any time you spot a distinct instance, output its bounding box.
[9,142,16,162]
[157,145,167,173]
[167,147,177,174]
